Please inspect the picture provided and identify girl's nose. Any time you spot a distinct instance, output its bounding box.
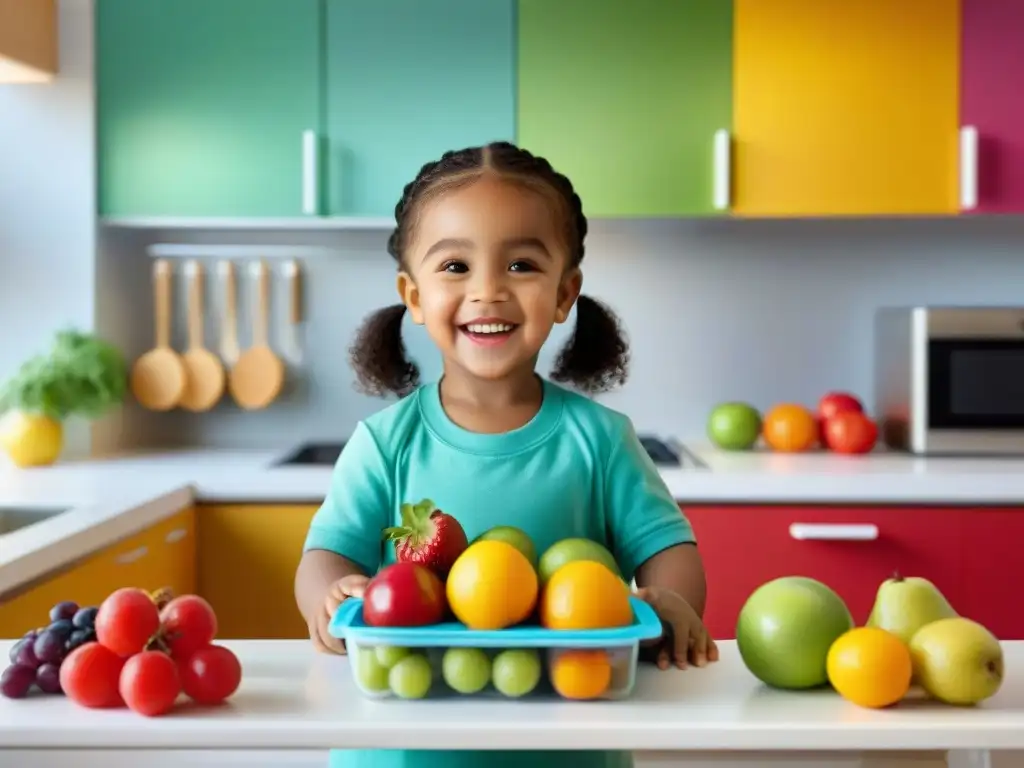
[470,269,510,302]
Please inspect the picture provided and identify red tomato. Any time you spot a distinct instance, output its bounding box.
[120,651,181,717]
[179,645,242,705]
[160,595,218,661]
[60,642,127,709]
[817,391,863,421]
[824,411,878,454]
[95,588,161,658]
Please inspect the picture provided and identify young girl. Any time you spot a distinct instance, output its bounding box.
[295,141,718,768]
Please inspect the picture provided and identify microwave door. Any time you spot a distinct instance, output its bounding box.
[925,338,1024,454]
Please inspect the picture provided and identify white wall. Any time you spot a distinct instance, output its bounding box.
[0,0,95,459]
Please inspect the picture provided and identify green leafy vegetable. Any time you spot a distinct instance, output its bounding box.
[0,329,128,421]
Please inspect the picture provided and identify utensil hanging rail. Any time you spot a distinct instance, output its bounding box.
[145,244,342,259]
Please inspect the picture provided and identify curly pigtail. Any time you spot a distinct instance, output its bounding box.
[349,304,420,398]
[551,295,629,395]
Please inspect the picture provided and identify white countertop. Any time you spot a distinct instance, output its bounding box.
[4,444,1024,597]
[1,640,1021,752]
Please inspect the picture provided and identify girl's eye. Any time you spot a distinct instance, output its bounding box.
[441,260,468,273]
[509,260,536,272]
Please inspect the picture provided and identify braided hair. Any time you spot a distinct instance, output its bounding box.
[349,141,630,398]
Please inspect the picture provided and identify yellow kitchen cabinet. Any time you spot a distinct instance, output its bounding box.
[196,504,317,640]
[0,507,196,638]
[732,0,960,217]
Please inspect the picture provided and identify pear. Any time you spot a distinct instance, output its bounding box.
[908,617,1004,705]
[865,574,957,644]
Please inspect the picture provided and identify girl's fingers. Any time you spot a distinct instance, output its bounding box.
[672,625,691,669]
[691,632,709,668]
[657,646,671,670]
[707,637,721,662]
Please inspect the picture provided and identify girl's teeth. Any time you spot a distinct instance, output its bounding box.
[466,323,514,334]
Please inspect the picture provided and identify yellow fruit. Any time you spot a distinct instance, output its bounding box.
[0,411,63,468]
[550,649,612,700]
[540,560,633,630]
[826,627,912,709]
[446,540,538,630]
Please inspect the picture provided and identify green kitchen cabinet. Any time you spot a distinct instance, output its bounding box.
[95,0,322,219]
[516,0,734,218]
[323,0,516,217]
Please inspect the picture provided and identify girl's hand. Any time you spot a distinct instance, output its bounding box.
[309,574,370,655]
[635,586,720,670]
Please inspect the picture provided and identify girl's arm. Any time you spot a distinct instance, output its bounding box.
[634,542,707,618]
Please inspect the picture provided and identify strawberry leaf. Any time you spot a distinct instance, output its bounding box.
[381,526,410,541]
[399,503,415,528]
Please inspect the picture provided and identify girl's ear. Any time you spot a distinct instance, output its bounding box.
[555,267,583,324]
[396,271,424,324]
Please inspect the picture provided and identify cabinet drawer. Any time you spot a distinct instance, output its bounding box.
[960,508,1024,639]
[685,506,965,639]
[0,508,196,638]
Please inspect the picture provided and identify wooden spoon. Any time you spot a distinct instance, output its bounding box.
[130,259,186,411]
[228,259,284,410]
[218,260,240,367]
[179,260,226,412]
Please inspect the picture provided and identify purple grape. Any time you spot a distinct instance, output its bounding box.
[9,638,28,665]
[66,629,91,652]
[72,607,98,629]
[49,601,78,623]
[35,663,62,695]
[32,630,65,665]
[1,664,35,699]
[14,642,39,669]
[48,619,74,639]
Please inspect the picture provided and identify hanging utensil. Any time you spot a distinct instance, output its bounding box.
[218,260,240,366]
[282,259,304,366]
[130,259,185,411]
[228,259,285,410]
[179,260,226,412]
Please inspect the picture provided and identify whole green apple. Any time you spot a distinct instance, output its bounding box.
[707,402,762,451]
[736,576,853,690]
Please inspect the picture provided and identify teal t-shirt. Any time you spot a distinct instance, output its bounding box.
[304,377,696,768]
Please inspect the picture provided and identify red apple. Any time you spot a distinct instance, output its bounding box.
[362,562,446,627]
[823,411,878,454]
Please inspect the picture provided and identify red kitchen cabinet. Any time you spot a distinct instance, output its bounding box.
[960,1,1024,213]
[960,508,1024,640]
[683,506,966,640]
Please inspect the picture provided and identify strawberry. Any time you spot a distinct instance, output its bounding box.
[382,499,468,579]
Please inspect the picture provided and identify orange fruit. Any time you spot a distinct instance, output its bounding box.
[446,540,538,630]
[762,403,818,452]
[550,649,612,700]
[826,627,912,709]
[540,560,632,630]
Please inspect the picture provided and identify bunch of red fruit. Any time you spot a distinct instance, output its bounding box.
[60,587,241,717]
[817,391,879,455]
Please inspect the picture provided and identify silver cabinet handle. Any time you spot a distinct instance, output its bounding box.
[960,125,979,211]
[789,523,878,541]
[165,528,188,544]
[115,545,149,565]
[302,130,319,215]
[713,129,731,211]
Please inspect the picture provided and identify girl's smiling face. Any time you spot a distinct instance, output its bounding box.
[398,173,582,383]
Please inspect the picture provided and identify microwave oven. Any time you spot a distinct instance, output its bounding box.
[874,306,1024,455]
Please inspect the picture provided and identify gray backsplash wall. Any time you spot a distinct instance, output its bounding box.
[93,216,1024,453]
